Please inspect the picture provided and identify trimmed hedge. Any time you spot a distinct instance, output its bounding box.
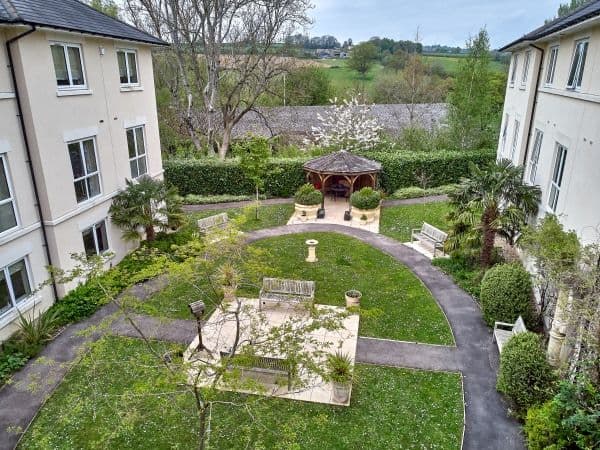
[496,332,556,414]
[480,263,534,327]
[164,149,495,197]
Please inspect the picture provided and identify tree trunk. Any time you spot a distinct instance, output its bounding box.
[145,225,156,242]
[255,185,260,220]
[218,122,233,160]
[480,207,497,268]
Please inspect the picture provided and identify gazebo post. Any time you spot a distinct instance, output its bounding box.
[319,174,326,209]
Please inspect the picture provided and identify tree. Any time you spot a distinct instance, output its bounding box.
[124,0,311,160]
[347,42,378,78]
[383,49,408,71]
[447,159,541,268]
[109,176,184,242]
[446,28,501,150]
[371,54,449,122]
[557,0,591,18]
[88,0,119,18]
[51,217,346,449]
[282,67,333,106]
[307,95,383,151]
[237,136,271,219]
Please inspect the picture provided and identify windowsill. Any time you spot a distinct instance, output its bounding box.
[0,92,16,100]
[509,83,515,88]
[56,88,93,97]
[0,294,43,330]
[519,85,526,91]
[539,86,600,104]
[76,193,104,208]
[120,85,143,92]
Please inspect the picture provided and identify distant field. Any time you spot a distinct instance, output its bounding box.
[423,54,507,75]
[317,58,383,96]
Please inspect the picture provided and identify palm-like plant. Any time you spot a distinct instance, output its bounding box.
[448,159,541,267]
[109,176,184,242]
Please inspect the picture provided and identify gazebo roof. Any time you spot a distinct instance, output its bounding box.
[303,150,382,175]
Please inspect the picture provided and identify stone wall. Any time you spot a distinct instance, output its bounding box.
[231,103,448,141]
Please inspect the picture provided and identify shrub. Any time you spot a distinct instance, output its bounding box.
[163,149,496,197]
[294,184,323,205]
[480,263,534,327]
[496,332,555,414]
[183,194,258,205]
[392,184,459,200]
[0,351,28,384]
[350,187,381,210]
[525,377,600,449]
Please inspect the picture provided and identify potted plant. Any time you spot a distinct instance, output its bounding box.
[350,187,382,223]
[294,184,323,220]
[327,351,353,403]
[345,289,362,308]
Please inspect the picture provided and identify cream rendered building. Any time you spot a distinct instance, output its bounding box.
[498,1,600,245]
[0,0,166,341]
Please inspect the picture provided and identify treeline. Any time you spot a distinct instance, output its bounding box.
[285,34,344,49]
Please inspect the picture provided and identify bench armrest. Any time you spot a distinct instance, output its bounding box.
[494,321,515,331]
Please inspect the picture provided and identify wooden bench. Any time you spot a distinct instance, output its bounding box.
[493,316,527,353]
[259,278,315,311]
[411,222,448,257]
[220,351,293,391]
[197,212,229,233]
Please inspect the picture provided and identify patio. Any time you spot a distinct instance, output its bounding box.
[184,298,360,406]
[287,196,380,233]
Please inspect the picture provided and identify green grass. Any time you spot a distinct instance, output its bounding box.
[318,58,384,96]
[20,336,464,450]
[187,203,294,232]
[136,232,454,345]
[432,255,483,300]
[423,54,507,75]
[380,202,452,242]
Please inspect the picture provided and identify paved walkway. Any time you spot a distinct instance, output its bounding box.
[245,224,524,450]
[0,220,522,450]
[182,194,449,212]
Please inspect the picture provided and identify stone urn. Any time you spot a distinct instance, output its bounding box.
[345,290,362,308]
[332,381,351,403]
[351,204,381,224]
[294,203,319,220]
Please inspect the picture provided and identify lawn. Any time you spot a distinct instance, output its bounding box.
[318,58,384,96]
[135,232,453,345]
[380,201,451,242]
[423,54,507,75]
[187,203,294,232]
[19,336,464,450]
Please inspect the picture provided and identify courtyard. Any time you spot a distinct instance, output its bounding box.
[2,200,522,449]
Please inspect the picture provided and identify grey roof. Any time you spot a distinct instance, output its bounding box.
[500,0,600,51]
[0,0,166,46]
[303,150,382,175]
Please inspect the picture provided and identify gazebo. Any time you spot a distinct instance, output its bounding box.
[303,150,382,209]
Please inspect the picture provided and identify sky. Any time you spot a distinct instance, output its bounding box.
[307,0,563,49]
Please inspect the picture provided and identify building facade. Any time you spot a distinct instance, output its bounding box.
[498,2,600,245]
[0,0,166,341]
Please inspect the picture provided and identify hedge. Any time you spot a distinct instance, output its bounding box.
[164,149,495,197]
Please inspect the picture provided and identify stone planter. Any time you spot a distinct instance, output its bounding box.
[351,204,381,223]
[295,203,320,220]
[345,290,362,308]
[332,381,351,403]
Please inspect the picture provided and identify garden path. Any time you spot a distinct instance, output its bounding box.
[0,220,523,450]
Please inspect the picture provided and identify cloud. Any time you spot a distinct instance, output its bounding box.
[308,0,562,48]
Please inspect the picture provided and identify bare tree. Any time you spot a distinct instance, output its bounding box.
[124,0,312,159]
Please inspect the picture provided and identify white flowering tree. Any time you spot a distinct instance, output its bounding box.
[308,95,383,151]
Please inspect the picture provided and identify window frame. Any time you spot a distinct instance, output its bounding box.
[510,54,519,86]
[117,49,140,86]
[0,154,19,236]
[567,39,589,90]
[82,220,110,257]
[67,137,102,204]
[510,119,520,160]
[0,257,33,317]
[50,42,87,90]
[126,126,148,179]
[528,129,543,184]
[545,46,559,86]
[548,143,568,212]
[500,114,509,154]
[521,50,531,86]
